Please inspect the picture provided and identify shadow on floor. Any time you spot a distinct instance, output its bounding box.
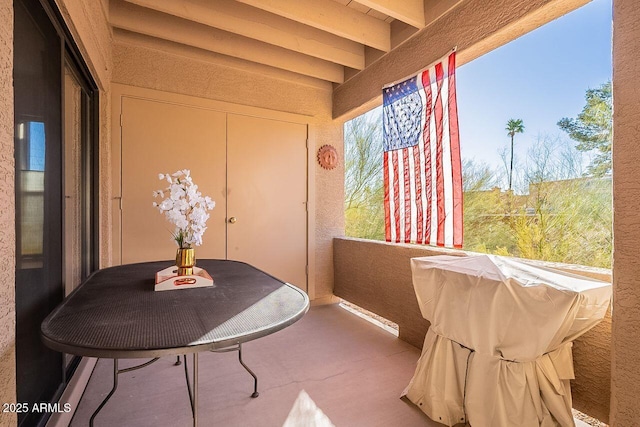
[69,304,450,427]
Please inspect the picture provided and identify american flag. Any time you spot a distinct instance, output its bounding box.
[382,51,463,248]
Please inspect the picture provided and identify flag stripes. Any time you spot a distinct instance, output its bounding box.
[382,51,463,248]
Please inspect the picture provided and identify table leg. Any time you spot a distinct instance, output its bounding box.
[89,357,160,426]
[89,359,118,427]
[238,344,259,398]
[183,354,199,427]
[211,344,259,398]
[193,353,198,427]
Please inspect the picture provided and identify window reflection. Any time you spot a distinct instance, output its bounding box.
[28,122,46,171]
[18,120,46,267]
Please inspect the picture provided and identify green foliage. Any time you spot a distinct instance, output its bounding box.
[463,192,517,255]
[509,178,611,267]
[506,119,525,137]
[344,112,385,240]
[462,160,517,254]
[463,136,612,268]
[558,81,612,177]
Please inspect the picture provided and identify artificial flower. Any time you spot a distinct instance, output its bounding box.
[153,169,216,248]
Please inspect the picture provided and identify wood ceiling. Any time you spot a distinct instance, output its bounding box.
[110,0,462,86]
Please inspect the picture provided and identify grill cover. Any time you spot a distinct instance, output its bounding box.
[403,255,611,427]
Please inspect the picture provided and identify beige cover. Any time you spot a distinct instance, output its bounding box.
[403,255,611,427]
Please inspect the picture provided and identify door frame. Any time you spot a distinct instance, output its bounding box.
[111,83,317,297]
[13,0,100,425]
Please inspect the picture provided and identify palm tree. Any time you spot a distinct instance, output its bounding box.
[506,118,525,191]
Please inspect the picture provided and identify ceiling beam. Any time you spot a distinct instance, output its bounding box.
[113,29,332,90]
[425,0,466,28]
[234,0,391,52]
[354,0,425,28]
[122,0,365,69]
[110,0,344,83]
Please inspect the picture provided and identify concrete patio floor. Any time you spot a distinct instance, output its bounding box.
[69,304,445,427]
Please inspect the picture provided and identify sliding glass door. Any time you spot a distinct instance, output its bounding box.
[14,0,98,425]
[14,1,63,424]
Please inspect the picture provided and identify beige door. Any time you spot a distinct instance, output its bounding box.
[227,114,308,290]
[119,97,227,263]
[116,97,308,290]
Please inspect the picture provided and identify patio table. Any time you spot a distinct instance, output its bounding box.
[41,259,309,427]
[403,255,611,427]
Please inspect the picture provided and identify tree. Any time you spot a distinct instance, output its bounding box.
[462,160,516,255]
[506,119,525,191]
[498,145,519,193]
[516,136,610,267]
[557,81,612,177]
[344,111,385,240]
[462,135,612,268]
[462,159,496,193]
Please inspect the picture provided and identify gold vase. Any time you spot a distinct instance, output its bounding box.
[176,248,196,276]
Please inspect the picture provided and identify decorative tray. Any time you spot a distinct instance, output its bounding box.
[154,266,214,291]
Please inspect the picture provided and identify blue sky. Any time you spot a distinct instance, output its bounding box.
[456,0,612,170]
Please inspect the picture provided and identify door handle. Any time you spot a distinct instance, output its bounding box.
[229,217,237,224]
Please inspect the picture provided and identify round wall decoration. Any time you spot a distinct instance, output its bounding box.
[317,144,338,170]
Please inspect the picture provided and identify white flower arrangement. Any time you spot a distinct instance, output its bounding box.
[152,169,216,248]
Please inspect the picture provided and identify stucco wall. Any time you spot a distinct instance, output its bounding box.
[0,1,15,426]
[334,237,612,423]
[112,43,343,299]
[333,237,460,347]
[113,42,332,118]
[611,0,640,424]
[313,122,345,300]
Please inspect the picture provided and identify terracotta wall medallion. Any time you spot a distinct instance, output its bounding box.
[318,144,338,170]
